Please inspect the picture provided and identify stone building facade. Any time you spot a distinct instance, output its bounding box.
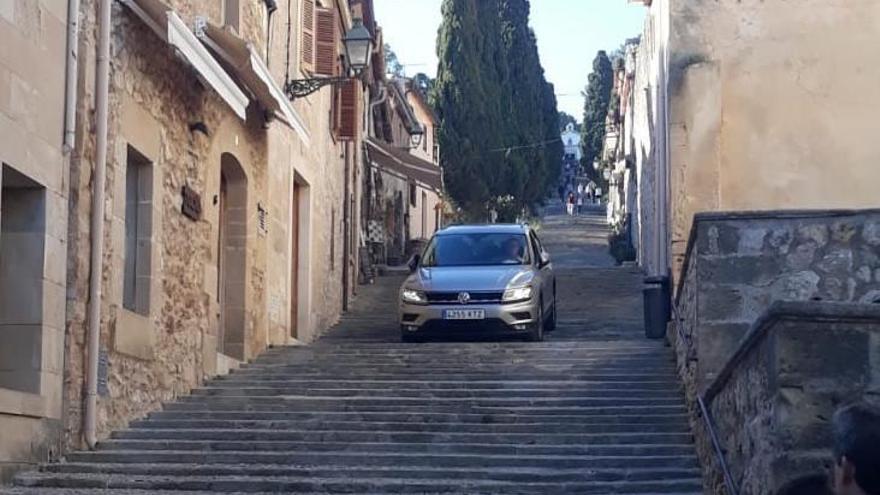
[629,0,880,282]
[362,68,443,268]
[1,0,376,481]
[0,0,71,482]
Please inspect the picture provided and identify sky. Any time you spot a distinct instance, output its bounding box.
[373,0,647,122]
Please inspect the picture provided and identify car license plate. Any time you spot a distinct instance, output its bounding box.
[443,309,486,320]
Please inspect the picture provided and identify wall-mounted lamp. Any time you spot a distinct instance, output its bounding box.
[284,18,374,99]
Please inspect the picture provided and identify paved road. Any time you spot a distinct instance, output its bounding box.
[6,207,701,494]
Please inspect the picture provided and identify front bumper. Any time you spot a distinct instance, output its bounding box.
[399,299,539,335]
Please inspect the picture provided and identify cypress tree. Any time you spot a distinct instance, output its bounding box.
[580,51,614,184]
[435,0,561,217]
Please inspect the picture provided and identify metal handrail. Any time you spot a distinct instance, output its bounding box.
[671,301,739,495]
[698,395,740,495]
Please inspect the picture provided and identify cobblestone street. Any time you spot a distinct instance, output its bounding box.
[4,208,701,494]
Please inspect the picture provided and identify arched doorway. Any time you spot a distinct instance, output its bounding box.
[218,153,247,360]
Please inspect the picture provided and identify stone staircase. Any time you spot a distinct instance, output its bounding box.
[3,210,703,494]
[4,339,702,494]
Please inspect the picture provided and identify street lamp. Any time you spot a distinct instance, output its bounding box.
[285,18,374,99]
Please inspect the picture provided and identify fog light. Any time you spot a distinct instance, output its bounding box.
[405,325,419,332]
[513,323,528,330]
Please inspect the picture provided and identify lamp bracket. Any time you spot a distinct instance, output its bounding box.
[285,75,354,99]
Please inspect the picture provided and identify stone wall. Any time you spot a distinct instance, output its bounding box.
[670,209,880,493]
[700,301,880,495]
[665,0,880,280]
[0,0,70,482]
[63,0,274,449]
[672,210,880,394]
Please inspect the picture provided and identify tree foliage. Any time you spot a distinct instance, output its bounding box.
[434,0,562,217]
[384,43,404,77]
[580,50,614,184]
[558,111,579,132]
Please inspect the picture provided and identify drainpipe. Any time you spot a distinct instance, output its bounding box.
[85,0,112,449]
[368,86,387,137]
[63,0,81,153]
[343,142,351,311]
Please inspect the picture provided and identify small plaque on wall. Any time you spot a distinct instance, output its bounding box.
[181,185,202,221]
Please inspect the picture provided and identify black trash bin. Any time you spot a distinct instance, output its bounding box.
[643,275,670,339]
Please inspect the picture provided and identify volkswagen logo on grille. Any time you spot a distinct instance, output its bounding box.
[457,292,471,305]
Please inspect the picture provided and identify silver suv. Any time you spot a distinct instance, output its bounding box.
[399,224,556,342]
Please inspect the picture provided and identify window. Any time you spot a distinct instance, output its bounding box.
[421,233,531,267]
[0,164,46,394]
[222,0,240,33]
[123,147,152,315]
[409,183,417,207]
[422,128,428,152]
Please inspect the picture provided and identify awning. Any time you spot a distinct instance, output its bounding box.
[195,19,310,144]
[365,138,443,192]
[119,0,248,120]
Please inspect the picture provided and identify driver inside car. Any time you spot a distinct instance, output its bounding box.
[500,237,525,264]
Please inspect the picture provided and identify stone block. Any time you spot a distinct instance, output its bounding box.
[776,323,870,388]
[697,322,750,386]
[737,226,767,254]
[785,241,818,271]
[698,254,784,286]
[698,223,740,255]
[699,285,744,321]
[113,308,155,361]
[769,271,820,302]
[816,248,854,277]
[42,281,65,331]
[863,221,880,246]
[796,224,829,248]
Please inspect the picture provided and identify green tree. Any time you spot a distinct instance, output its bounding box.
[435,0,560,216]
[384,43,404,77]
[558,111,579,132]
[580,50,614,184]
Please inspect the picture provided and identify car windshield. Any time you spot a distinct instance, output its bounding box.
[421,233,531,267]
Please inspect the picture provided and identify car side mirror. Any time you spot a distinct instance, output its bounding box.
[408,254,421,273]
[539,251,550,267]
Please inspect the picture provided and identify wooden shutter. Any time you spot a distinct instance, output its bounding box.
[301,0,315,73]
[314,6,337,77]
[338,79,358,140]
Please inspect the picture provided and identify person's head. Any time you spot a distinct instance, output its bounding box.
[832,402,880,495]
[777,473,833,495]
[503,237,521,257]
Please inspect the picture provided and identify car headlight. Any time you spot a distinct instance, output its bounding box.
[401,288,428,305]
[502,286,533,303]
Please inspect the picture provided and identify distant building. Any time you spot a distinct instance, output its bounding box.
[561,123,581,162]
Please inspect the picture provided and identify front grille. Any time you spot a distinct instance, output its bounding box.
[425,291,504,305]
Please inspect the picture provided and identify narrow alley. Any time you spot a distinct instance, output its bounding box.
[4,207,702,494]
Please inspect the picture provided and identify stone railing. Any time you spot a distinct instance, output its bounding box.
[669,209,880,494]
[672,209,880,394]
[699,301,880,495]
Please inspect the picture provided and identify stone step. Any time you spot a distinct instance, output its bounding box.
[145,410,691,425]
[110,429,694,445]
[205,375,681,391]
[244,360,678,370]
[226,371,680,381]
[173,396,686,408]
[189,387,682,399]
[68,450,700,469]
[41,463,702,484]
[160,403,689,415]
[14,472,703,494]
[96,437,695,454]
[128,419,692,434]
